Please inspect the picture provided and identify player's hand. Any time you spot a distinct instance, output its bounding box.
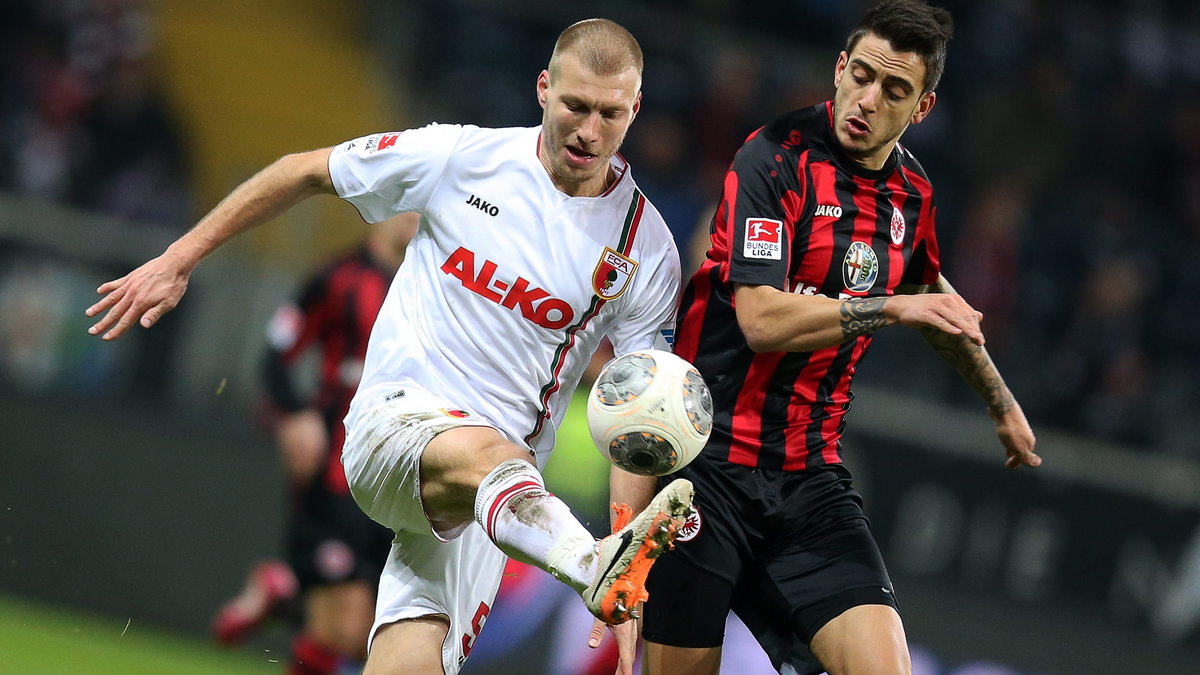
[277,409,329,486]
[587,615,640,675]
[888,293,985,345]
[85,251,192,340]
[992,400,1040,469]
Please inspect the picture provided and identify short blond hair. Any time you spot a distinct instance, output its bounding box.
[549,18,643,81]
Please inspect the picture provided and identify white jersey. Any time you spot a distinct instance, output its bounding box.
[329,124,681,467]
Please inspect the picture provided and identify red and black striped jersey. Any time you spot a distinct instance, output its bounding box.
[264,246,392,493]
[675,101,941,471]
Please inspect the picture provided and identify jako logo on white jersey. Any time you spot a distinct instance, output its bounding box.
[465,194,500,216]
[441,247,574,329]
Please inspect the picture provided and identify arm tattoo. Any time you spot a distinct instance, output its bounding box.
[919,326,1015,415]
[840,297,888,340]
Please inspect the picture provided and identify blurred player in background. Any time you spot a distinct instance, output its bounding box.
[212,214,418,674]
[613,2,1042,674]
[87,18,692,675]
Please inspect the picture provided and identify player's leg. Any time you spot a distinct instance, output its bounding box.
[342,388,689,654]
[641,456,742,675]
[418,425,548,530]
[422,424,693,624]
[309,500,399,664]
[363,527,508,674]
[643,642,722,675]
[364,616,450,675]
[809,604,910,675]
[303,580,376,661]
[284,483,393,672]
[641,557,734,675]
[752,464,907,675]
[420,425,600,585]
[366,389,693,625]
[341,397,509,674]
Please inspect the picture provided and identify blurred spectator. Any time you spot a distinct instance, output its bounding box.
[946,182,1028,355]
[0,0,190,227]
[1041,257,1157,446]
[71,54,190,224]
[623,111,708,253]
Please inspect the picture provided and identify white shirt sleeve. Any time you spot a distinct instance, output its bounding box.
[608,243,682,355]
[327,123,464,223]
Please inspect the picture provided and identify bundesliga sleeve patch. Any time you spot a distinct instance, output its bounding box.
[362,132,401,153]
[742,218,783,260]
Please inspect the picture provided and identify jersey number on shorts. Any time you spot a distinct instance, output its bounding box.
[460,601,491,658]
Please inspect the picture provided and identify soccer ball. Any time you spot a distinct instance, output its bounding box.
[586,349,713,476]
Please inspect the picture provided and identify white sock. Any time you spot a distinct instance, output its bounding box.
[474,458,598,591]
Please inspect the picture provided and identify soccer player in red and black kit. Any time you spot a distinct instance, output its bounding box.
[213,214,416,673]
[628,2,1041,674]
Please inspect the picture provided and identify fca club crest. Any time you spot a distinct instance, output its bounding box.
[842,241,879,292]
[592,247,638,300]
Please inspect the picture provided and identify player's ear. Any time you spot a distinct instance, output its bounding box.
[630,91,642,121]
[833,51,849,88]
[536,70,550,109]
[911,90,936,125]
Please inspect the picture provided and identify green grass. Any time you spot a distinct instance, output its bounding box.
[0,592,278,674]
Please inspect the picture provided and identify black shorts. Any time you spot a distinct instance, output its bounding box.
[287,479,394,591]
[642,454,897,675]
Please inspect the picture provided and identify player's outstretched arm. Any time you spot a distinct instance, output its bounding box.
[85,148,336,340]
[733,283,985,353]
[910,275,1041,469]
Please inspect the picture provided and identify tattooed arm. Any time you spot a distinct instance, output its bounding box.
[732,282,986,353]
[904,275,1041,469]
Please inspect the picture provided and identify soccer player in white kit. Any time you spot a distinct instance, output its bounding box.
[86,18,694,675]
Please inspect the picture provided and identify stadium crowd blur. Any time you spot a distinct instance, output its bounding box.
[1,0,1197,450]
[397,0,1200,459]
[0,0,190,227]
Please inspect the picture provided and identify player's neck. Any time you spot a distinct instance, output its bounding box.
[548,166,614,198]
[847,141,896,172]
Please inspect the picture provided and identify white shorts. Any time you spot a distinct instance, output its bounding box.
[343,385,491,539]
[373,525,507,674]
[341,385,509,673]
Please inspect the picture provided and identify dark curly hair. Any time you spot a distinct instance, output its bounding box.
[846,0,954,93]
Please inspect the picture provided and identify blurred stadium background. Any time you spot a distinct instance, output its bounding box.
[2,0,1199,673]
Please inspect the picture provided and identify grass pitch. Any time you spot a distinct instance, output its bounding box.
[0,592,277,674]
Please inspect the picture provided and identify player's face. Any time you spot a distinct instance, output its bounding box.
[537,53,642,197]
[832,32,936,171]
